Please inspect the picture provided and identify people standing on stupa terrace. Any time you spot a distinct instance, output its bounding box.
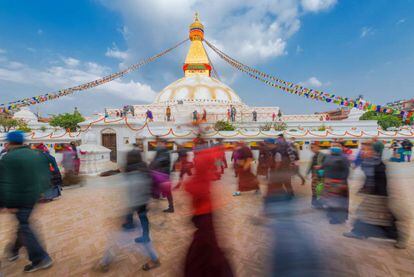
[192,110,198,123]
[230,105,237,122]
[145,109,153,122]
[166,106,171,122]
[202,108,207,122]
[252,110,257,121]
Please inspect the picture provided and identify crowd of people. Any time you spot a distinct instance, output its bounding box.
[0,130,412,275]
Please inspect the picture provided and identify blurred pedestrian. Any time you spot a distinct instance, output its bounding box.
[174,146,193,189]
[321,142,350,224]
[150,138,174,213]
[343,142,398,241]
[233,142,259,196]
[230,143,242,177]
[390,140,404,162]
[339,140,353,160]
[0,131,53,273]
[216,139,228,175]
[257,139,274,178]
[70,141,81,175]
[267,135,296,200]
[401,139,413,162]
[290,138,306,185]
[184,142,234,277]
[96,145,160,272]
[36,143,62,202]
[62,144,80,186]
[307,142,326,208]
[372,137,384,157]
[0,142,8,157]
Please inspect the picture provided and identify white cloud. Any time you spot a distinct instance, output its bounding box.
[0,48,6,54]
[301,76,325,88]
[99,0,338,64]
[301,0,337,12]
[396,18,406,25]
[0,56,156,102]
[105,46,129,60]
[62,57,80,67]
[360,26,374,38]
[296,45,304,54]
[7,61,25,69]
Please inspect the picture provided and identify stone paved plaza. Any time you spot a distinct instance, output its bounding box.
[1,163,414,277]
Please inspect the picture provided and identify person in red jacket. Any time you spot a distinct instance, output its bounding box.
[184,142,233,277]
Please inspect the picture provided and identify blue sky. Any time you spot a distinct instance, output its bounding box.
[0,0,413,116]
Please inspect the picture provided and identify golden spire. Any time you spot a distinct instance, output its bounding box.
[189,12,204,41]
[183,13,211,77]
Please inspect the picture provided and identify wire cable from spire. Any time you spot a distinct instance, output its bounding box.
[204,43,221,80]
[0,39,189,112]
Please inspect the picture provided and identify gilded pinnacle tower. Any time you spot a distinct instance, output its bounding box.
[183,13,211,77]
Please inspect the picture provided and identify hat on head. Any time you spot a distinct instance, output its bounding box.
[6,131,25,144]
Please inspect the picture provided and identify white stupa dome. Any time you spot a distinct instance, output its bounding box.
[13,107,38,123]
[154,75,242,105]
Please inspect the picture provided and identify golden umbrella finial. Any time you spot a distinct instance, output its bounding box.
[194,12,199,21]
